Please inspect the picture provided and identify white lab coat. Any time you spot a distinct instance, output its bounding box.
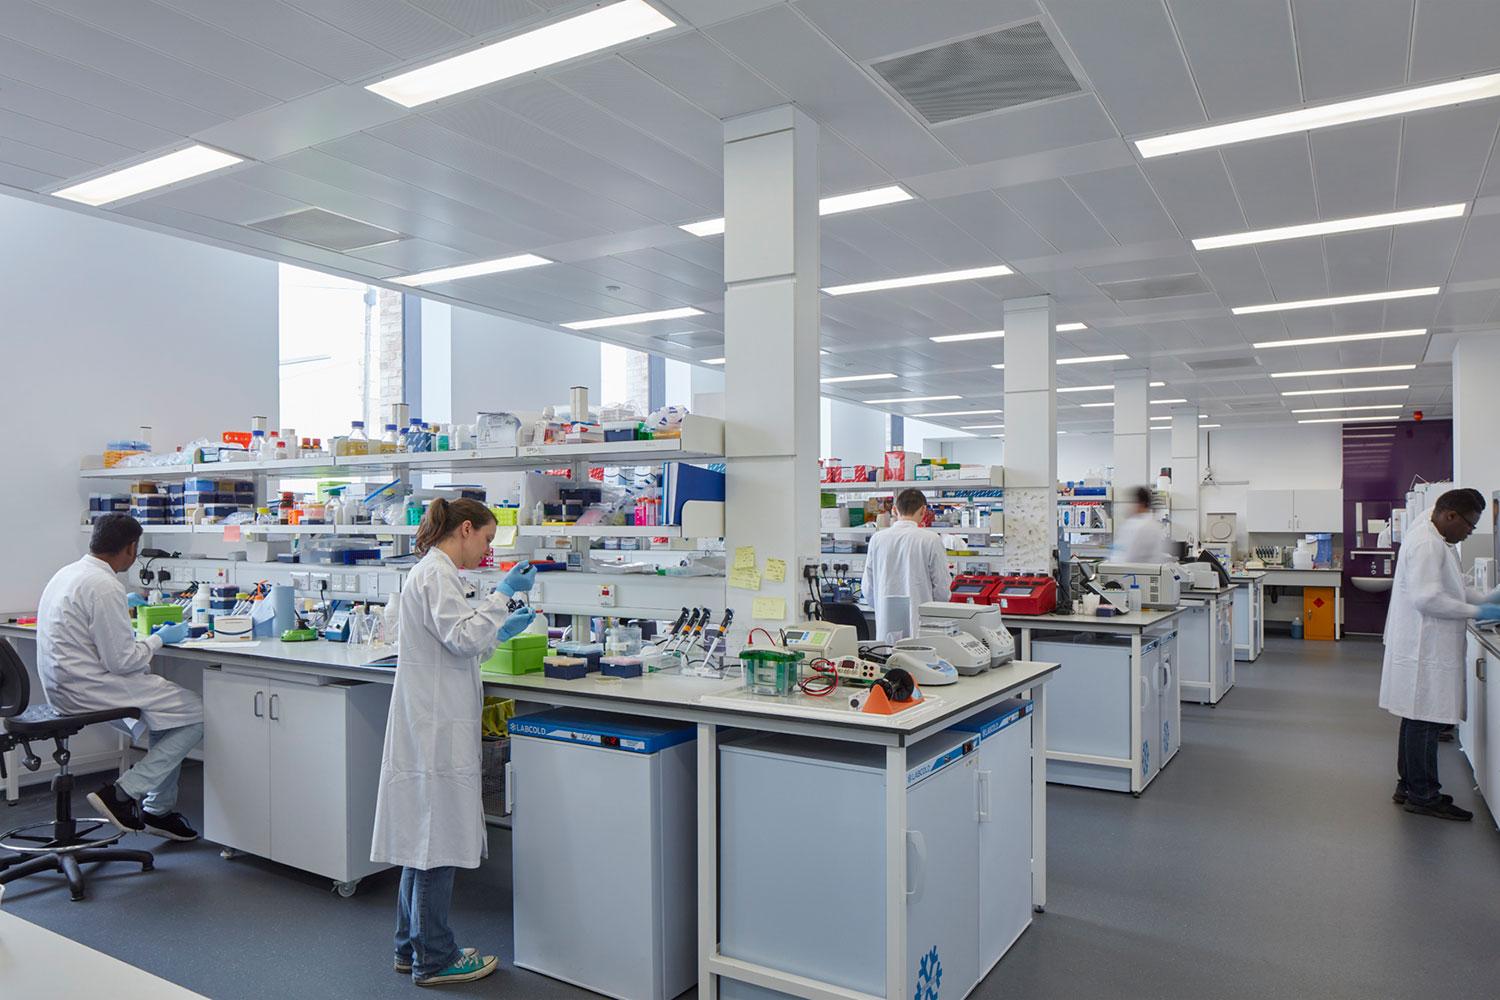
[864,519,952,642]
[370,548,511,871]
[1378,513,1489,725]
[35,555,202,740]
[1111,513,1168,564]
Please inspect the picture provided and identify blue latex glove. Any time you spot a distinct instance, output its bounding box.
[1477,604,1500,623]
[126,593,148,608]
[498,562,537,597]
[154,620,189,645]
[497,607,536,642]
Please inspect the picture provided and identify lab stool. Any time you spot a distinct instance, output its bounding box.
[0,639,154,901]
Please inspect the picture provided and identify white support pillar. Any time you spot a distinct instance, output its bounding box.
[1169,405,1200,546]
[1453,335,1500,569]
[1002,295,1056,572]
[721,106,821,638]
[1112,370,1150,491]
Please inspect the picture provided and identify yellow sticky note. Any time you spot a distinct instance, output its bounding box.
[494,525,518,547]
[752,597,787,621]
[733,546,757,570]
[729,567,762,591]
[764,558,787,584]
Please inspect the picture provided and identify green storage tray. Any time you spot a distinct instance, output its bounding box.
[135,604,183,638]
[482,633,548,675]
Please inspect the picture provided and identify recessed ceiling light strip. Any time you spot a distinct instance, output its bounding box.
[1194,205,1465,251]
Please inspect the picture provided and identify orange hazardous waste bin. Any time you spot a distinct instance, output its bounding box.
[1303,587,1337,640]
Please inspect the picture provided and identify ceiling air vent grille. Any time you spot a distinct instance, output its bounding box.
[871,21,1082,126]
[247,208,403,252]
[1097,273,1211,302]
[1185,356,1264,374]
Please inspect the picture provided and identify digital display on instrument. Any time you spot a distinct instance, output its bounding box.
[1000,586,1036,596]
[954,584,987,594]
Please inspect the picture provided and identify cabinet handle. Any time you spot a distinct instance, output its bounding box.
[504,761,514,814]
[1479,657,1488,683]
[977,770,992,822]
[269,693,280,721]
[906,830,927,900]
[253,691,264,718]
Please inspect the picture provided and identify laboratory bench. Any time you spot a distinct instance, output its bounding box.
[1179,586,1237,706]
[1229,572,1266,662]
[0,622,1057,1000]
[1255,567,1344,639]
[1013,609,1184,795]
[1462,625,1500,834]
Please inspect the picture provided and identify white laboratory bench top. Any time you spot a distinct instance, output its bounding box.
[1229,571,1267,581]
[1183,585,1238,598]
[1016,607,1185,630]
[0,909,208,999]
[1259,567,1343,576]
[0,623,1057,747]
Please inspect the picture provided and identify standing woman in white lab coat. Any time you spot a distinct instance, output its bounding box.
[1379,488,1500,821]
[371,498,536,986]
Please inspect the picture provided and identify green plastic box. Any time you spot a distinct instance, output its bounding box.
[482,633,548,675]
[135,604,183,638]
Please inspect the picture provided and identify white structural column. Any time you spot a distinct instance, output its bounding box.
[1112,370,1151,491]
[1169,405,1200,545]
[1002,295,1057,572]
[720,106,821,637]
[1452,335,1500,568]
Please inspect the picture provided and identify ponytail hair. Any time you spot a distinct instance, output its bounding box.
[414,497,496,554]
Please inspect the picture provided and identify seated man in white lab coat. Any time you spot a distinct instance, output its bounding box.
[37,514,202,841]
[864,488,952,642]
[1379,488,1500,821]
[1110,486,1167,564]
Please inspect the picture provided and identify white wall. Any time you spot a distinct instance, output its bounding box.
[824,398,887,461]
[1,193,279,611]
[1195,425,1342,551]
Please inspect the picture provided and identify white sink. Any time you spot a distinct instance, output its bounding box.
[1351,577,1393,593]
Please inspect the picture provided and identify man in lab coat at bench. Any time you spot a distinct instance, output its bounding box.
[1380,488,1500,821]
[864,489,952,643]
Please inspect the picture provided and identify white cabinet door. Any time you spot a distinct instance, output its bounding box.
[907,756,980,1000]
[1294,489,1344,533]
[976,717,1032,975]
[268,682,348,881]
[1247,490,1296,532]
[203,671,271,858]
[1484,650,1500,808]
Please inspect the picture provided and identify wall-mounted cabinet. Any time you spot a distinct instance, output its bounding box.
[1247,489,1342,533]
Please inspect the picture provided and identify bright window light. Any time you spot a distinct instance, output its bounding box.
[1135,71,1500,158]
[1290,403,1405,414]
[1270,364,1416,379]
[961,424,1004,430]
[679,185,912,238]
[823,264,1013,296]
[1150,398,1188,405]
[912,408,1002,418]
[1298,415,1402,424]
[1252,328,1426,349]
[820,373,897,384]
[52,145,242,206]
[932,330,1005,343]
[392,253,550,286]
[367,0,673,108]
[1280,383,1409,397]
[703,357,725,365]
[563,306,703,330]
[864,395,961,404]
[1232,287,1440,315]
[1194,205,1465,251]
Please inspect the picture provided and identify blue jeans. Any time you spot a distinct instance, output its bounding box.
[116,723,203,816]
[1397,717,1443,807]
[395,866,459,979]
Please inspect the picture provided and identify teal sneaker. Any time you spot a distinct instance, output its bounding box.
[396,947,474,974]
[414,950,497,986]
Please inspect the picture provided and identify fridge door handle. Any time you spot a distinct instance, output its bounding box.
[504,761,514,813]
[268,693,279,721]
[1478,656,1487,683]
[977,770,992,822]
[905,830,927,900]
[253,690,264,718]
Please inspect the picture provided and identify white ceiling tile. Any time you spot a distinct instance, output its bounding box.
[0,158,61,189]
[1410,0,1500,83]
[613,247,723,293]
[347,237,474,271]
[553,56,722,170]
[0,106,133,166]
[1080,255,1197,285]
[926,190,1059,260]
[864,200,1003,269]
[1220,135,1318,229]
[1435,288,1500,325]
[933,93,1118,165]
[1395,104,1500,209]
[133,172,308,224]
[1388,216,1465,286]
[0,73,178,152]
[1323,230,1394,295]
[403,0,541,36]
[663,0,782,27]
[1042,0,1204,135]
[1194,246,1272,304]
[1141,151,1247,237]
[155,0,399,83]
[1309,120,1401,218]
[999,178,1115,253]
[818,133,892,193]
[1065,165,1178,245]
[35,0,337,102]
[0,137,91,181]
[1447,213,1500,283]
[277,0,467,59]
[194,85,407,163]
[1293,0,1413,103]
[796,0,1041,63]
[1167,0,1300,120]
[1256,239,1329,300]
[624,31,789,120]
[705,5,959,177]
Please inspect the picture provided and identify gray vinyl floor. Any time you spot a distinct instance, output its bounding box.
[4,636,1500,999]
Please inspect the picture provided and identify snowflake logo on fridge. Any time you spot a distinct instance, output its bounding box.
[913,946,943,1000]
[1141,738,1150,778]
[1162,719,1171,756]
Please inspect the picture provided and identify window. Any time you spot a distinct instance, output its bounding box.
[600,343,650,415]
[279,264,405,439]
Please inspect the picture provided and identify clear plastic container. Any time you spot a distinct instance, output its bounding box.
[250,428,268,459]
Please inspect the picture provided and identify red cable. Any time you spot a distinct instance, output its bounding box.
[748,627,776,645]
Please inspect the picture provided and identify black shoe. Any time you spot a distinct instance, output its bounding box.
[141,810,199,842]
[1403,799,1473,821]
[86,783,143,833]
[1393,786,1453,806]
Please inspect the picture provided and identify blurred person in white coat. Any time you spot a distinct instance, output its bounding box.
[864,489,952,642]
[1111,486,1168,564]
[36,513,199,841]
[370,498,536,986]
[1380,488,1500,821]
